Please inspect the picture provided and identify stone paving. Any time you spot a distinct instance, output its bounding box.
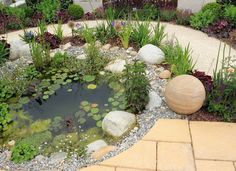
[79,119,236,171]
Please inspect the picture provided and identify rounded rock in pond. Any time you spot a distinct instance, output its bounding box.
[102,111,136,137]
[86,139,108,154]
[164,75,206,115]
[138,44,164,64]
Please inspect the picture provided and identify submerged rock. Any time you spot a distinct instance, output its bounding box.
[49,152,67,164]
[146,91,162,110]
[138,44,164,64]
[102,111,136,137]
[91,145,116,160]
[86,139,108,154]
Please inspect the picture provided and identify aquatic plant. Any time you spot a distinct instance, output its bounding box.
[0,103,12,136]
[30,119,51,134]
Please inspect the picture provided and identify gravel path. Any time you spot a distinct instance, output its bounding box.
[1,20,236,75]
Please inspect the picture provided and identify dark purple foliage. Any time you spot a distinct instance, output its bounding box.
[30,12,44,27]
[192,70,213,94]
[203,20,233,38]
[83,12,95,20]
[36,32,61,49]
[55,10,71,23]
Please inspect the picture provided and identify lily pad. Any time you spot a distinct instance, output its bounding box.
[108,98,114,102]
[81,101,89,106]
[19,97,30,105]
[66,79,72,83]
[78,118,86,124]
[112,101,119,107]
[43,95,49,100]
[83,75,96,82]
[93,115,101,121]
[83,106,91,112]
[91,108,99,114]
[67,89,72,92]
[87,84,97,89]
[96,121,102,127]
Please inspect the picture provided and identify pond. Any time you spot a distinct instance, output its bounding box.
[6,80,127,158]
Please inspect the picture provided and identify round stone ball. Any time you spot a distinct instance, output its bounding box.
[164,75,206,115]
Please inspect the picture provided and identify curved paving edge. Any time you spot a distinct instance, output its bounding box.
[79,119,236,171]
[1,20,236,75]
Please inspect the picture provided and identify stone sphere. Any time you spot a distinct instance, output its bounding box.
[164,75,206,115]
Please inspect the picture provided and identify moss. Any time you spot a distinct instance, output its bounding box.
[30,119,51,134]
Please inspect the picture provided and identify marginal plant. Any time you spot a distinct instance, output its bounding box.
[0,38,10,65]
[151,19,166,46]
[53,21,63,41]
[123,60,150,113]
[117,21,132,49]
[0,103,12,137]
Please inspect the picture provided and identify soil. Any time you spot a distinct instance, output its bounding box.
[61,36,86,46]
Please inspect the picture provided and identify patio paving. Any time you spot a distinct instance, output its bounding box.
[80,119,236,171]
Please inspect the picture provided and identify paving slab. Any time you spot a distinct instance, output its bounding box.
[190,121,236,161]
[100,140,157,170]
[195,160,235,171]
[157,142,195,171]
[116,167,149,171]
[143,119,191,143]
[79,165,115,171]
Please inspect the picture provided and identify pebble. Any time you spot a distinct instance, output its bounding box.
[102,44,111,50]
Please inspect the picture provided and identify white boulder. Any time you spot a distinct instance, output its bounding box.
[138,44,165,64]
[146,91,162,110]
[102,111,136,137]
[105,59,126,73]
[9,39,31,61]
[87,140,108,154]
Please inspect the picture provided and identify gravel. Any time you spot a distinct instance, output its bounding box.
[0,44,180,171]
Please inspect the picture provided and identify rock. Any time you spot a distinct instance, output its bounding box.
[91,146,116,160]
[159,70,171,79]
[35,155,45,162]
[83,43,90,49]
[127,47,134,51]
[76,54,86,60]
[146,91,162,110]
[86,140,108,154]
[49,152,67,164]
[164,75,206,115]
[3,150,11,161]
[110,46,119,51]
[130,51,138,56]
[138,44,165,64]
[8,140,15,147]
[95,41,102,48]
[9,0,25,7]
[60,42,71,50]
[102,44,111,51]
[102,111,136,137]
[9,39,31,61]
[105,59,126,73]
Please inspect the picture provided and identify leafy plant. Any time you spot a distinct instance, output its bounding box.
[131,20,151,48]
[60,0,73,10]
[68,4,84,20]
[136,3,159,20]
[203,19,233,38]
[190,10,219,30]
[95,23,109,44]
[36,31,61,49]
[29,40,50,71]
[224,5,236,27]
[36,0,60,22]
[0,38,10,65]
[207,43,236,121]
[151,19,166,46]
[51,52,70,68]
[176,10,192,25]
[55,10,71,23]
[123,60,150,113]
[159,8,177,22]
[11,143,37,163]
[118,22,132,49]
[202,2,222,14]
[53,21,63,41]
[0,103,12,136]
[80,25,96,44]
[162,42,195,75]
[105,6,116,38]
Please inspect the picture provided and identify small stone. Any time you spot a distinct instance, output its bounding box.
[130,51,137,56]
[102,44,111,50]
[8,140,15,146]
[76,54,86,60]
[146,91,162,110]
[127,47,134,51]
[159,70,171,79]
[60,42,71,50]
[83,43,90,49]
[91,146,116,160]
[105,59,126,73]
[99,71,105,75]
[87,140,108,154]
[49,152,67,164]
[110,46,119,51]
[35,155,44,161]
[95,41,102,48]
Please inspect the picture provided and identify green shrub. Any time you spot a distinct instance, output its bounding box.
[224,5,236,26]
[190,10,218,30]
[68,4,84,20]
[26,0,41,7]
[136,4,159,20]
[11,143,37,163]
[202,2,222,14]
[159,9,177,22]
[162,42,195,76]
[5,6,26,21]
[51,52,70,68]
[60,0,73,10]
[124,60,150,113]
[176,10,192,25]
[36,0,60,22]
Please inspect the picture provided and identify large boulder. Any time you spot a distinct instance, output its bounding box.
[138,44,165,64]
[164,75,206,115]
[9,39,31,61]
[102,111,136,137]
[146,91,162,110]
[86,139,108,154]
[105,59,126,73]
